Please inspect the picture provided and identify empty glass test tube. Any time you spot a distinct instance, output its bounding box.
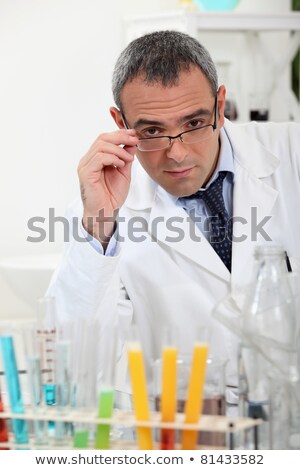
[22,321,47,444]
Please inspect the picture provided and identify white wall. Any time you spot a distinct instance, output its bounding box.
[0,0,292,318]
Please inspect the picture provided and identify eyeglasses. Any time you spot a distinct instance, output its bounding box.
[121,96,218,152]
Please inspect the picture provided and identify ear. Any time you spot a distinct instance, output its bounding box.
[217,85,226,128]
[110,106,125,129]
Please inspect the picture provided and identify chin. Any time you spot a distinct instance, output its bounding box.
[158,173,204,197]
[163,185,197,198]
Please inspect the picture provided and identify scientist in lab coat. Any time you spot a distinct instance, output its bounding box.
[48,30,300,396]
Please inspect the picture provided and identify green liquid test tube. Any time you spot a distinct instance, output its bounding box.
[95,388,114,449]
[73,429,89,448]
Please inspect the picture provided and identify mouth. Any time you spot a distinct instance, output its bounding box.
[164,167,194,178]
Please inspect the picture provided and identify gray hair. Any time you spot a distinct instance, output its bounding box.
[112,30,218,110]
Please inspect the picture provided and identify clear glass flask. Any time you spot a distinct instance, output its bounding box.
[240,245,298,448]
[242,245,297,377]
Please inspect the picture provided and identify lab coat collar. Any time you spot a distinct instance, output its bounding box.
[223,119,280,178]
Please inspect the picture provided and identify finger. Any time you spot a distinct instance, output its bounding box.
[91,129,138,150]
[80,132,138,168]
[81,141,136,168]
[78,152,125,177]
[115,157,133,181]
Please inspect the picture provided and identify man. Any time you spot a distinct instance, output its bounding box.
[48,30,300,396]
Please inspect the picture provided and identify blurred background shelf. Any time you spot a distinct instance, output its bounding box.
[125,11,300,32]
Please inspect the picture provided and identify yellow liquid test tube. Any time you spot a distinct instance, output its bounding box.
[128,345,153,450]
[161,347,177,450]
[181,343,208,450]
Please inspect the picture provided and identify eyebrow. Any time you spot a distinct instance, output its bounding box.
[132,107,212,129]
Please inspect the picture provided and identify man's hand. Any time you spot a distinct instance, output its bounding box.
[77,128,138,246]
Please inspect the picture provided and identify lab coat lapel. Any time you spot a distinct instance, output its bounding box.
[231,163,279,288]
[224,121,280,288]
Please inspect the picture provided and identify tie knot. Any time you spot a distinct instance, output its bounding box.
[197,171,227,215]
[199,171,226,195]
[182,171,228,217]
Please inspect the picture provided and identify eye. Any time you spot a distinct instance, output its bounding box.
[141,127,161,138]
[187,119,204,129]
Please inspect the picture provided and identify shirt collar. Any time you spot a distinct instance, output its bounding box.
[204,126,235,189]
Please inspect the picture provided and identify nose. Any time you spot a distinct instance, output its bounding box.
[165,138,188,163]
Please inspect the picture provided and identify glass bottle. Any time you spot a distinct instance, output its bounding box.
[239,245,298,449]
[242,245,296,375]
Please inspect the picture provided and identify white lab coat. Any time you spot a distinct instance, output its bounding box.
[48,119,300,393]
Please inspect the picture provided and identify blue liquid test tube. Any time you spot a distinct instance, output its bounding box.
[36,297,57,407]
[0,335,29,444]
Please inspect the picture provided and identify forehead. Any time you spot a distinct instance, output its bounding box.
[120,67,215,123]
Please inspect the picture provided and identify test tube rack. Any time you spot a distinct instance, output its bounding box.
[0,406,262,450]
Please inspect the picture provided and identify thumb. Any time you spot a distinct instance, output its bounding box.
[124,144,136,157]
[119,145,135,179]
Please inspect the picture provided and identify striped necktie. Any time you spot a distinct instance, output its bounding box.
[184,172,232,272]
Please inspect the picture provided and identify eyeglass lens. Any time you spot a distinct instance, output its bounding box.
[137,125,214,151]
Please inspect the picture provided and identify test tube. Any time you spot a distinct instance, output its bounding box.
[0,385,9,449]
[160,327,178,450]
[55,320,73,443]
[0,324,28,444]
[22,321,47,444]
[127,326,153,450]
[36,296,57,407]
[72,318,98,449]
[94,327,117,450]
[181,327,209,450]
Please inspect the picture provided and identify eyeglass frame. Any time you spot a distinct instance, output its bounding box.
[120,95,218,152]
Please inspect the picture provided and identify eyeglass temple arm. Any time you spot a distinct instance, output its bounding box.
[213,95,218,130]
[121,112,130,130]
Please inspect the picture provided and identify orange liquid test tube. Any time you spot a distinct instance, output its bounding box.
[181,343,208,450]
[128,345,153,450]
[161,347,177,450]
